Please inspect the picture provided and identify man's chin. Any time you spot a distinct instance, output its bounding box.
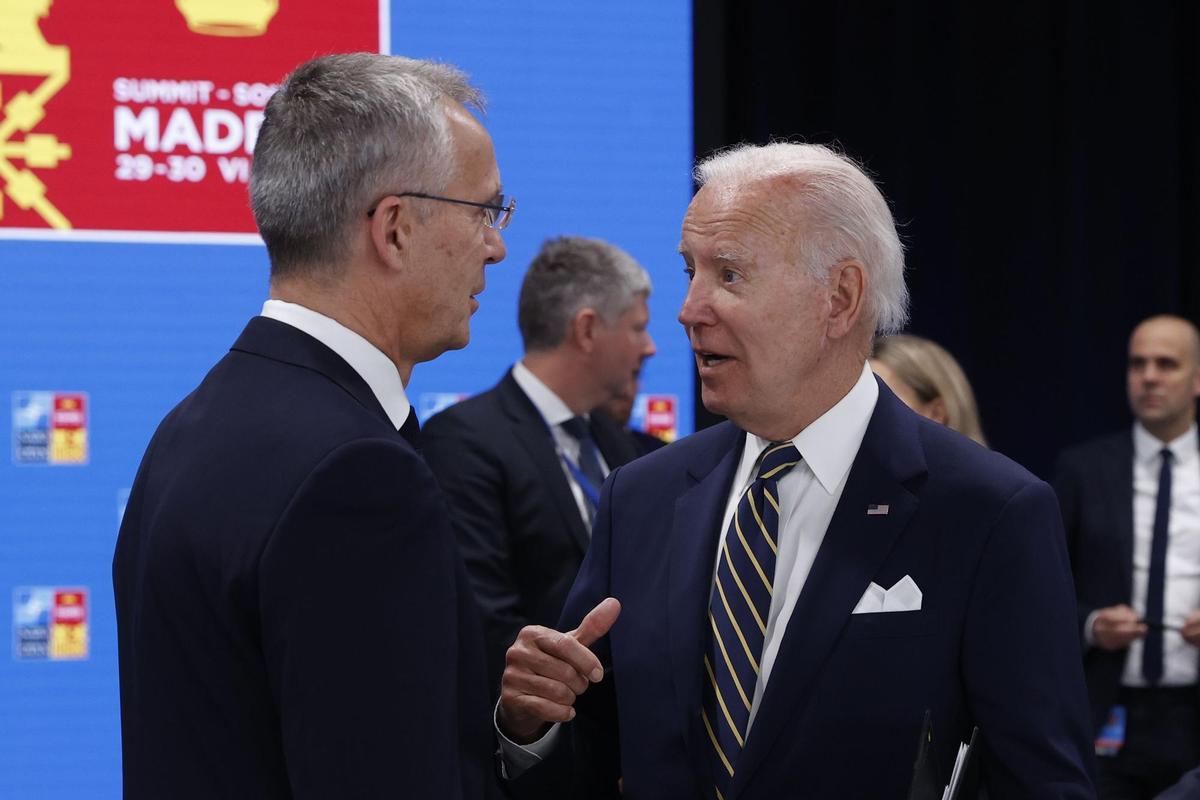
[700,386,731,418]
[419,329,470,362]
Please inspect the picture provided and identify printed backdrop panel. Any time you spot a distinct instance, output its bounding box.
[0,3,692,797]
[0,0,382,237]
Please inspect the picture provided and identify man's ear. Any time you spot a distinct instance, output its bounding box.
[368,196,414,270]
[924,396,949,425]
[569,307,601,353]
[826,260,866,340]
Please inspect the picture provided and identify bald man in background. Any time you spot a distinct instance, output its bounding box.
[1056,315,1200,800]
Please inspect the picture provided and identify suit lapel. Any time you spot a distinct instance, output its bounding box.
[496,372,591,554]
[730,386,926,796]
[231,316,392,427]
[1113,433,1135,601]
[666,423,746,796]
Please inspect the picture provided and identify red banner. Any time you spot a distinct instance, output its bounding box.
[0,0,383,241]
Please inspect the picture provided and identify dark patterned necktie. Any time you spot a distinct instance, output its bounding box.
[703,441,802,799]
[560,416,605,519]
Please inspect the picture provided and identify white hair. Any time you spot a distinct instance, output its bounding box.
[695,142,909,334]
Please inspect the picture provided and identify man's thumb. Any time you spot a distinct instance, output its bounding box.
[570,597,621,647]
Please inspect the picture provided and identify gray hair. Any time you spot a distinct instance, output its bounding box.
[694,142,908,335]
[250,52,484,277]
[518,236,652,352]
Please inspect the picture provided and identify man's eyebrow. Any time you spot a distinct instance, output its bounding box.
[674,243,750,263]
[714,249,749,263]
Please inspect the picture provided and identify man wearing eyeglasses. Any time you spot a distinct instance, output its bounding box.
[113,53,508,798]
[423,235,656,694]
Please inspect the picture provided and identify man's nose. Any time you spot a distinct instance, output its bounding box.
[485,227,506,265]
[643,331,657,358]
[677,282,711,328]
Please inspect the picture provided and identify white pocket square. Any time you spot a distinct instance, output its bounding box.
[851,575,922,614]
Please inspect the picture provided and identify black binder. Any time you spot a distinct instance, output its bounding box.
[907,710,981,800]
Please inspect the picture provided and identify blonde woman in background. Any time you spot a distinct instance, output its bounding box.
[870,334,988,446]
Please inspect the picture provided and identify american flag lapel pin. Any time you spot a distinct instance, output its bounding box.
[866,504,890,516]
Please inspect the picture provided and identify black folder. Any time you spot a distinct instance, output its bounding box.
[907,710,981,800]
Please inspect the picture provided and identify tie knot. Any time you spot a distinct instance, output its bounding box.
[755,441,801,482]
[1161,447,1174,464]
[561,416,591,442]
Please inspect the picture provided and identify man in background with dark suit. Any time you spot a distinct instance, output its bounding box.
[423,235,652,688]
[112,53,511,798]
[496,143,1095,798]
[1055,315,1200,800]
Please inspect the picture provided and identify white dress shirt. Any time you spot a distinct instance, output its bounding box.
[511,360,610,530]
[1120,422,1200,687]
[260,299,411,429]
[501,362,879,765]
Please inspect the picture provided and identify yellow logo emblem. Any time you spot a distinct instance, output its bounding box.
[175,0,280,38]
[0,0,73,228]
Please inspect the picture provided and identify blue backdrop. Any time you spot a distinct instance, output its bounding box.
[0,3,692,796]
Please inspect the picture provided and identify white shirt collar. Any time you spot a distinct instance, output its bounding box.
[1134,420,1198,466]
[741,362,879,494]
[511,360,577,427]
[260,299,411,429]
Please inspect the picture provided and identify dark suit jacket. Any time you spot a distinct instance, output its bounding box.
[113,317,497,799]
[629,427,668,457]
[1157,765,1200,800]
[517,380,1095,799]
[423,369,639,690]
[1054,429,1200,731]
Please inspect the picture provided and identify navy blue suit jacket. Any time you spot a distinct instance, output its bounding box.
[113,317,498,799]
[423,370,639,691]
[524,381,1095,799]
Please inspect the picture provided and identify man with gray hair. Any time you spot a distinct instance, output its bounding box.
[423,235,655,691]
[113,53,509,798]
[497,143,1096,798]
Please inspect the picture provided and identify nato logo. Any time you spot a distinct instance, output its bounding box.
[13,587,90,661]
[12,391,89,465]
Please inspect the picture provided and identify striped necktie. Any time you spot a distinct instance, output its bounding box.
[703,441,801,799]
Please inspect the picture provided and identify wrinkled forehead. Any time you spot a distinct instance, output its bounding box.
[680,177,803,255]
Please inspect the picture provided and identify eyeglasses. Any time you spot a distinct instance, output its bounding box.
[367,192,517,230]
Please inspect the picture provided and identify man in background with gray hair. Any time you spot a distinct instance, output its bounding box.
[113,53,509,798]
[424,235,654,692]
[497,143,1096,798]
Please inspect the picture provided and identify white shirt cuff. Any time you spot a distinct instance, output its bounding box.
[1083,609,1101,648]
[494,700,563,779]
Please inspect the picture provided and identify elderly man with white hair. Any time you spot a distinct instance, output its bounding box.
[495,142,1096,799]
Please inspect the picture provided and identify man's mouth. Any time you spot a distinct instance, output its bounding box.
[695,350,731,368]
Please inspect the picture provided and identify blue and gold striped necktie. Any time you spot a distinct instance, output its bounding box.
[702,440,801,799]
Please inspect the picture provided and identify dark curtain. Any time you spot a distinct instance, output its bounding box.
[692,0,1200,478]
